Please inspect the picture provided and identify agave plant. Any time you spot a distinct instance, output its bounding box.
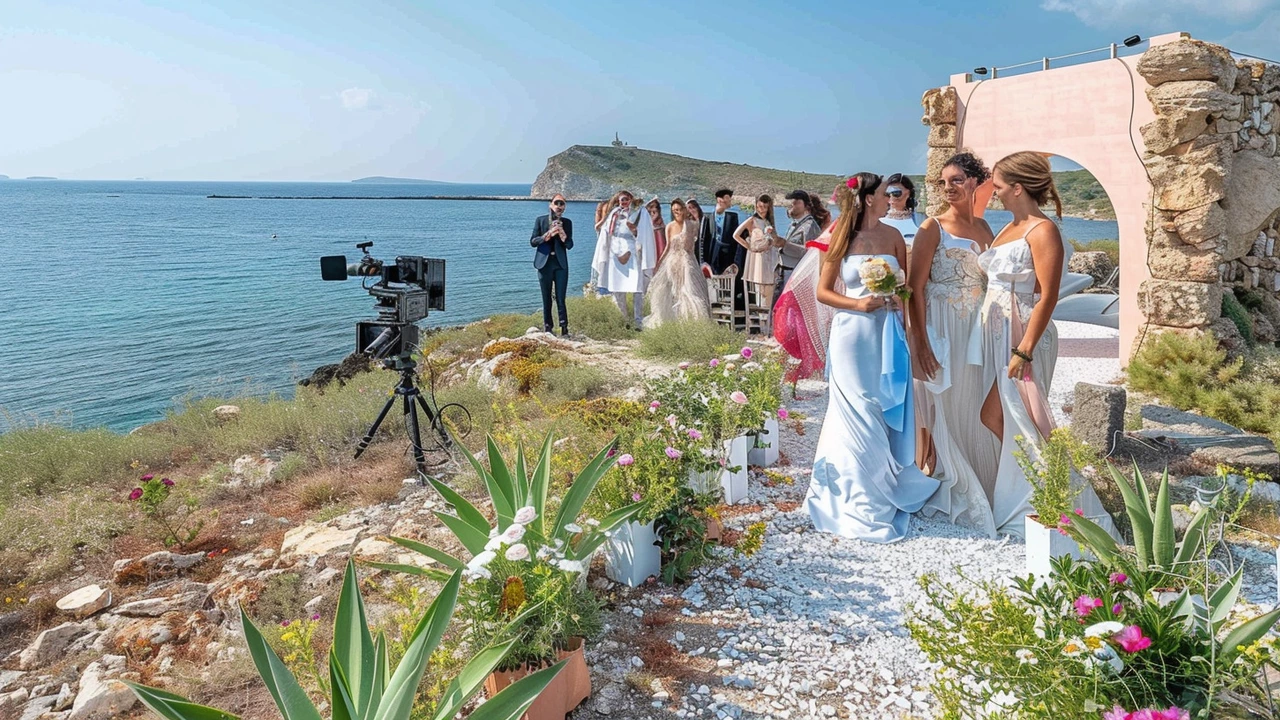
[124,560,561,720]
[366,433,644,579]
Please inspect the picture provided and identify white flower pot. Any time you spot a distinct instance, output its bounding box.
[604,520,661,588]
[1024,514,1086,580]
[747,418,779,467]
[722,435,749,504]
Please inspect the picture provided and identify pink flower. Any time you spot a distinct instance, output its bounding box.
[617,453,634,466]
[1110,572,1128,585]
[161,478,175,487]
[1113,625,1152,653]
[1073,508,1084,516]
[846,176,859,190]
[140,474,154,482]
[740,346,753,359]
[1058,513,1071,527]
[777,408,789,420]
[687,429,703,440]
[709,358,720,368]
[666,413,678,427]
[281,620,291,628]
[1112,602,1124,616]
[607,447,617,458]
[678,362,690,370]
[632,492,643,502]
[1074,595,1103,617]
[665,447,681,460]
[310,613,321,621]
[1104,708,1128,720]
[730,391,748,405]
[649,401,660,412]
[128,488,143,501]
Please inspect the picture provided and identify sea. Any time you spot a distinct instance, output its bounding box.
[0,180,1119,433]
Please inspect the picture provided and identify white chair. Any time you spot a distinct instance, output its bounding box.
[707,270,740,330]
[743,280,773,336]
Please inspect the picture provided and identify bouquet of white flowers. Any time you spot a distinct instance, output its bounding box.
[858,257,911,301]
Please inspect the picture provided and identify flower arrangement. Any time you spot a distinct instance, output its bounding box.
[127,473,206,549]
[857,256,911,301]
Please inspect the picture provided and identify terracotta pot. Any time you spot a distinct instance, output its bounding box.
[484,636,591,719]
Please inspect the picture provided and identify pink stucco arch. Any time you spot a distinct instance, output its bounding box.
[947,32,1186,360]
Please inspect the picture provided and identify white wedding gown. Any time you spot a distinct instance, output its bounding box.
[645,220,711,328]
[807,254,939,542]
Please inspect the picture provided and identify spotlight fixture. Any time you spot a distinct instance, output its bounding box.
[1123,35,1142,47]
[972,67,989,76]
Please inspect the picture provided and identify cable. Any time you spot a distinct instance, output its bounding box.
[1113,56,1162,361]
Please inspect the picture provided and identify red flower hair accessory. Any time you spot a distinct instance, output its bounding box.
[846,177,859,190]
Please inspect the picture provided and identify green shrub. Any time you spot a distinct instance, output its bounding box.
[1222,291,1256,347]
[1070,238,1120,267]
[538,364,611,402]
[560,296,634,341]
[0,489,132,580]
[637,319,743,361]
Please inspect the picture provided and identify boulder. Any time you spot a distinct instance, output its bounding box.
[1071,383,1126,454]
[1144,135,1232,212]
[1210,316,1248,358]
[927,123,956,148]
[921,86,958,125]
[279,521,363,565]
[1221,149,1280,261]
[1191,436,1280,480]
[211,405,241,423]
[112,587,207,618]
[54,683,74,711]
[56,585,112,619]
[299,351,372,390]
[68,655,135,720]
[226,454,278,489]
[1251,310,1277,344]
[0,688,28,716]
[1141,81,1239,155]
[1137,38,1239,91]
[112,550,205,584]
[19,695,56,720]
[1147,230,1222,282]
[1067,251,1116,288]
[1169,202,1226,250]
[1138,279,1223,328]
[18,622,92,670]
[1,670,27,693]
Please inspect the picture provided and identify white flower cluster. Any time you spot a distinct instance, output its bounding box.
[462,505,594,581]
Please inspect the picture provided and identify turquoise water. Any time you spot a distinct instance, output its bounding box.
[0,180,1119,432]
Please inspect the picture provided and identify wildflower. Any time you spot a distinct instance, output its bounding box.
[140,474,154,482]
[128,488,143,501]
[557,559,585,574]
[1074,595,1103,618]
[777,408,789,420]
[513,506,537,524]
[687,429,703,440]
[161,478,175,487]
[1062,638,1085,657]
[726,362,737,371]
[310,613,321,621]
[281,620,291,628]
[536,546,555,561]
[585,518,600,527]
[500,524,526,544]
[665,447,682,460]
[1015,648,1037,665]
[1073,507,1084,516]
[739,346,753,359]
[730,391,748,404]
[649,401,661,409]
[484,536,505,551]
[709,358,719,368]
[1112,602,1124,615]
[607,447,617,458]
[632,492,643,502]
[564,522,583,534]
[617,453,634,466]
[1058,513,1071,527]
[1084,621,1124,638]
[678,362,690,370]
[504,543,530,561]
[666,413,678,427]
[1113,625,1152,653]
[1109,572,1128,585]
[464,566,492,581]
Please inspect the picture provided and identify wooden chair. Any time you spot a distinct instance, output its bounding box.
[707,269,741,330]
[743,280,773,336]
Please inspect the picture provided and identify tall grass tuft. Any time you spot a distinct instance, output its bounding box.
[637,319,743,362]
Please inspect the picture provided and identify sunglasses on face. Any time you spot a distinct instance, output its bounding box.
[552,200,565,206]
[885,188,904,198]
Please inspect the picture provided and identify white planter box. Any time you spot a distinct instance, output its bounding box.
[747,418,780,468]
[604,520,661,588]
[722,435,749,504]
[1025,514,1087,580]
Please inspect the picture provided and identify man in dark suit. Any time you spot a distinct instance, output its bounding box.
[530,194,573,336]
[699,187,743,275]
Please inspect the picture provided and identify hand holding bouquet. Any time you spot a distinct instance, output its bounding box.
[858,257,911,302]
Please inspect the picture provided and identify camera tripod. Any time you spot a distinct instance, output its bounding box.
[354,352,460,478]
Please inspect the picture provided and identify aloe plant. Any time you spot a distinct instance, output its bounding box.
[1069,461,1211,574]
[124,560,561,720]
[367,434,645,580]
[1172,568,1280,662]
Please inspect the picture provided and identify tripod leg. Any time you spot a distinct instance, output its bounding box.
[404,393,428,477]
[416,393,453,449]
[355,394,398,459]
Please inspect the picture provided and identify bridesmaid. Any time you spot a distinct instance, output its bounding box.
[733,194,782,304]
[807,173,938,542]
[909,152,1000,537]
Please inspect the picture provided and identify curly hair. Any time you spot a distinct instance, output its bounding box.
[943,150,991,183]
[885,173,918,212]
[825,173,883,264]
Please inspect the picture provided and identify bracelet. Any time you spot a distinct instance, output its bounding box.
[1011,347,1033,363]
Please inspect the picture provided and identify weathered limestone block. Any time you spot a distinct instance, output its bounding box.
[1149,230,1222,282]
[1138,279,1223,327]
[1145,136,1232,211]
[211,404,240,423]
[1168,202,1226,250]
[921,86,957,125]
[1221,149,1280,261]
[927,122,956,148]
[1068,251,1116,287]
[18,622,91,670]
[68,655,136,720]
[56,585,112,619]
[1137,38,1238,91]
[925,146,953,181]
[1071,383,1126,454]
[1141,81,1240,154]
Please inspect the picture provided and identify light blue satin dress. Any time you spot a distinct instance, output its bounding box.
[807,254,940,542]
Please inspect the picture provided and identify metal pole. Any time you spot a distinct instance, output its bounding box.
[1042,57,1050,71]
[1110,43,1118,59]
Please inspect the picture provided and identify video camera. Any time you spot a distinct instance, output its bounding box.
[321,242,446,360]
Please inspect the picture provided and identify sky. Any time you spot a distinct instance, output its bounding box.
[1,0,1277,183]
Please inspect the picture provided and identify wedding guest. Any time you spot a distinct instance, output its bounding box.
[733,193,781,312]
[686,198,706,266]
[807,173,937,542]
[646,197,667,260]
[530,193,574,336]
[881,173,919,246]
[700,188,742,276]
[773,190,840,384]
[778,190,828,291]
[645,198,711,328]
[908,152,999,536]
[591,194,620,294]
[592,190,657,328]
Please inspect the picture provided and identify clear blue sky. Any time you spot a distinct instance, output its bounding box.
[1,0,1275,182]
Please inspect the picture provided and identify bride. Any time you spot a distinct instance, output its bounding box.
[644,198,711,327]
[807,173,938,542]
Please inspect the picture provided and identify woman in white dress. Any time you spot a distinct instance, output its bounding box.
[592,190,657,328]
[880,173,919,247]
[644,199,711,328]
[733,194,782,305]
[910,152,1000,537]
[807,173,938,543]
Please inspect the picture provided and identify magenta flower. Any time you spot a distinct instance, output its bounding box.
[740,346,753,359]
[1058,513,1071,527]
[730,391,748,404]
[1104,707,1127,720]
[1110,572,1128,585]
[687,429,703,440]
[310,613,321,621]
[607,447,617,458]
[1074,595,1103,617]
[281,620,291,628]
[649,401,661,409]
[1113,625,1152,653]
[617,453,634,466]
[665,447,681,460]
[161,478,175,487]
[128,487,143,501]
[1105,707,1187,720]
[1112,602,1124,616]
[632,492,642,502]
[777,408,789,420]
[709,358,720,368]
[140,474,154,482]
[678,362,690,370]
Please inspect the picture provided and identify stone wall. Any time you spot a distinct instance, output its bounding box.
[920,86,958,219]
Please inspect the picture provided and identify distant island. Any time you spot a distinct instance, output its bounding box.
[351,176,455,184]
[25,176,57,181]
[0,175,8,180]
[531,144,1115,220]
